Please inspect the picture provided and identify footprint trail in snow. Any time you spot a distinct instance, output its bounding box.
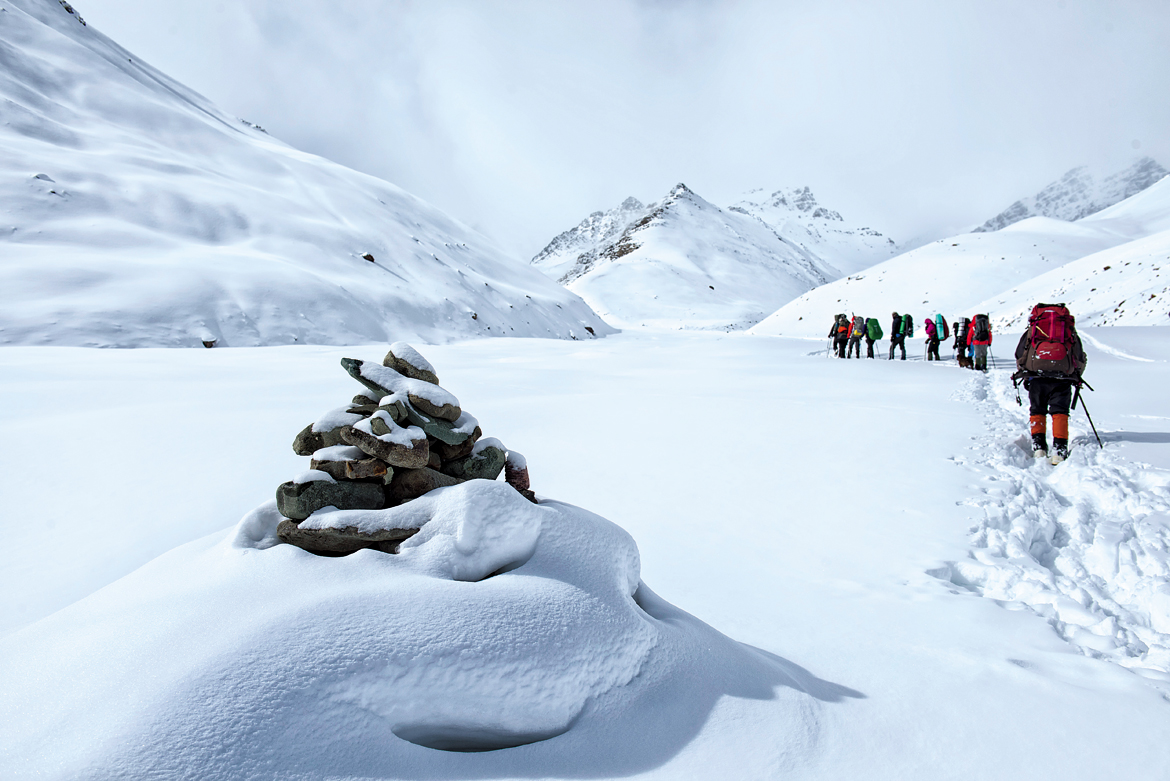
[936,369,1170,681]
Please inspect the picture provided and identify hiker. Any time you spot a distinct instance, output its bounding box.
[847,315,866,358]
[1012,303,1088,463]
[967,313,992,370]
[888,311,908,360]
[953,316,973,368]
[828,314,849,358]
[924,316,941,361]
[865,316,882,359]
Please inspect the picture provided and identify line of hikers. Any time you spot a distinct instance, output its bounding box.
[828,304,1091,465]
[828,312,993,369]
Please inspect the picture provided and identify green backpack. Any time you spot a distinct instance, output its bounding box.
[902,314,914,337]
[866,318,883,340]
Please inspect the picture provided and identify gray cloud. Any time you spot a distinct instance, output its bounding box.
[77,0,1170,255]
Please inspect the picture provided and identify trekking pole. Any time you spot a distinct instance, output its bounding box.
[1011,373,1022,406]
[1071,380,1104,449]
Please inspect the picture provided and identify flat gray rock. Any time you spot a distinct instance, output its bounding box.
[276,478,385,521]
[277,518,418,555]
[341,423,429,469]
[310,455,390,482]
[388,467,464,504]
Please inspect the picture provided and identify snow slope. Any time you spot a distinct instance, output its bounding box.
[531,196,645,282]
[2,331,1169,778]
[0,0,610,347]
[974,156,1168,233]
[753,175,1170,339]
[553,183,840,331]
[970,177,1170,329]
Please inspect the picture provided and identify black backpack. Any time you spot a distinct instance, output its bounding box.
[973,314,990,342]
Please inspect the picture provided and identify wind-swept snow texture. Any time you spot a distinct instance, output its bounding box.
[752,175,1170,339]
[0,0,610,347]
[0,480,833,778]
[974,157,1168,233]
[939,369,1170,677]
[549,184,842,331]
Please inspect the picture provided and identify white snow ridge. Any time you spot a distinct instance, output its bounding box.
[0,0,610,346]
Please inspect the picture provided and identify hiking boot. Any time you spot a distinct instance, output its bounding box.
[1031,434,1048,459]
[1053,438,1070,463]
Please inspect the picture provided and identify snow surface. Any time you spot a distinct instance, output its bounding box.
[0,0,612,347]
[753,175,1170,339]
[353,411,425,447]
[292,469,335,485]
[311,444,367,462]
[2,331,1169,778]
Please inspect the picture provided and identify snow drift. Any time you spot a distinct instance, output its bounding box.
[0,479,837,778]
[0,0,610,347]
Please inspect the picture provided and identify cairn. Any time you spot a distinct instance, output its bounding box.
[276,342,534,556]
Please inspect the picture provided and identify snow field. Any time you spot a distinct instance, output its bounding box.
[2,331,1169,778]
[939,342,1170,677]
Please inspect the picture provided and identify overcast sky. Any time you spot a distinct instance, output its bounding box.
[77,0,1170,258]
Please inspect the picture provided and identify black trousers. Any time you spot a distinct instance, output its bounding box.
[835,337,848,358]
[1027,378,1073,417]
[865,337,875,358]
[888,335,906,360]
[847,336,863,358]
[927,337,940,361]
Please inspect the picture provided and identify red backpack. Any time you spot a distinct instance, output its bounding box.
[1022,304,1081,376]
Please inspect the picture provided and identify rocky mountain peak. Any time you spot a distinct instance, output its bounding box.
[974,156,1168,232]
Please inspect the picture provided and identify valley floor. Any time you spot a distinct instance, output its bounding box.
[2,328,1169,778]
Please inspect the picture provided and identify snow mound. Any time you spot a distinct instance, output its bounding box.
[938,371,1170,677]
[0,479,837,777]
[0,0,611,347]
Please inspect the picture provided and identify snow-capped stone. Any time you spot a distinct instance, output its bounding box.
[341,358,461,422]
[382,343,439,386]
[342,417,429,469]
[974,157,1168,232]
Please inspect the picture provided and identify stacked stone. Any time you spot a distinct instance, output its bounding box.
[276,342,535,555]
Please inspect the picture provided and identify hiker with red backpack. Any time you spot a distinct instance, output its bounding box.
[1011,303,1088,464]
[967,314,993,371]
[847,314,866,358]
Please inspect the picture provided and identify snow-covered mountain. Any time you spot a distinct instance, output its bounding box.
[540,183,842,330]
[531,197,645,282]
[751,173,1170,339]
[968,176,1170,330]
[974,157,1167,233]
[529,183,897,331]
[728,186,899,276]
[0,0,611,347]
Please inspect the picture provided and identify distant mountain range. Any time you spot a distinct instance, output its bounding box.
[531,184,898,330]
[974,157,1167,233]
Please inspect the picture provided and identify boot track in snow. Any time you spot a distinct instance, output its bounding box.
[933,369,1170,683]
